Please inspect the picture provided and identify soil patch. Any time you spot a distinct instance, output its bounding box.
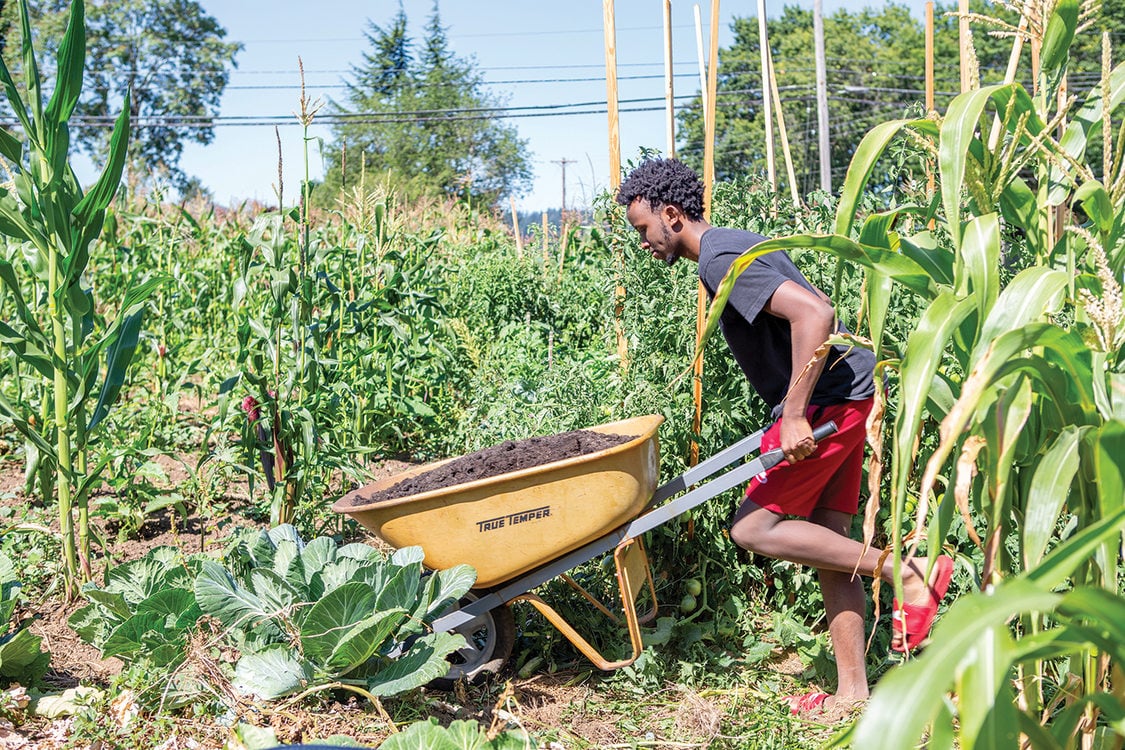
[351,429,631,505]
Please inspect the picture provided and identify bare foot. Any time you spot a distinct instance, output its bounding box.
[889,558,934,651]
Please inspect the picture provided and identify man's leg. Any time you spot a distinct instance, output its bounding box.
[809,507,868,700]
[730,500,932,652]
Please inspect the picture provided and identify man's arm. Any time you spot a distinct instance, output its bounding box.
[762,280,836,464]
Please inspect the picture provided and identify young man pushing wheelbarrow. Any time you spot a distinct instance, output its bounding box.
[616,158,953,715]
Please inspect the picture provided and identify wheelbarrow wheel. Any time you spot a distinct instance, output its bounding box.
[428,592,515,690]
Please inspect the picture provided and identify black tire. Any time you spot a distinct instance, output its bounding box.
[428,592,516,690]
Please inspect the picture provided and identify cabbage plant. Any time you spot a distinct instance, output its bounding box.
[194,525,475,701]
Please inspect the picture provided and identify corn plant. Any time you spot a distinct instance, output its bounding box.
[697,0,1125,743]
[0,0,158,593]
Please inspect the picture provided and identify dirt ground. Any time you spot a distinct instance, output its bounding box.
[0,450,734,750]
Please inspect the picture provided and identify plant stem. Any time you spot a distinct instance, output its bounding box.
[48,238,77,594]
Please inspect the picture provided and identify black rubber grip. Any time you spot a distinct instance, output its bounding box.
[757,420,840,471]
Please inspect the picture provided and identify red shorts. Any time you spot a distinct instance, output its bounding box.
[743,397,873,518]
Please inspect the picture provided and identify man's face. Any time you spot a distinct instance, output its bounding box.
[626,198,679,266]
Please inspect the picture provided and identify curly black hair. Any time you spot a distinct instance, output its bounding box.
[615,158,705,221]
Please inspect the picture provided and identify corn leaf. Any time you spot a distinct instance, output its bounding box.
[86,275,165,434]
[891,292,976,522]
[957,213,1001,323]
[940,85,1008,247]
[1022,427,1082,568]
[899,231,954,287]
[976,267,1068,352]
[955,625,1020,749]
[835,119,915,237]
[44,0,85,130]
[852,579,1060,748]
[72,91,130,228]
[17,0,42,139]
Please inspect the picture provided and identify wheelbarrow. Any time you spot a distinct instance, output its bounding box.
[333,415,837,684]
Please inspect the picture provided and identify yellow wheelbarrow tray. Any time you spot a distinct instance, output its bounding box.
[334,415,837,677]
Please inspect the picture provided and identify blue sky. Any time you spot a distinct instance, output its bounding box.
[182,1,929,211]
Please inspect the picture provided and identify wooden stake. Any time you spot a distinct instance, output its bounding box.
[604,0,627,369]
[925,0,935,221]
[757,0,776,191]
[664,0,676,158]
[958,0,971,93]
[694,5,708,119]
[693,0,720,469]
[767,51,801,205]
[510,196,523,259]
[813,0,831,193]
[604,0,622,189]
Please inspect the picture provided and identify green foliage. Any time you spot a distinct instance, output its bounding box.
[68,546,198,670]
[193,525,476,700]
[0,0,157,589]
[0,550,49,686]
[316,4,532,207]
[377,718,530,750]
[686,1,1125,742]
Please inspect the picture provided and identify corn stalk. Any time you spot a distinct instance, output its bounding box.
[695,0,1125,743]
[0,0,158,595]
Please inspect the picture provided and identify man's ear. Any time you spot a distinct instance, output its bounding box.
[661,203,682,227]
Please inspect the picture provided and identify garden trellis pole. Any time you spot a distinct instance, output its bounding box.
[694,5,708,115]
[604,0,628,369]
[757,0,777,192]
[767,52,801,205]
[664,0,676,158]
[959,0,971,92]
[692,0,720,468]
[813,0,830,193]
[926,0,935,217]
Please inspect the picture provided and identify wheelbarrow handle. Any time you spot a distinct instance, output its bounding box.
[758,419,839,472]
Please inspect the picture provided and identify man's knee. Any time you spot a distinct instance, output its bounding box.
[730,512,773,554]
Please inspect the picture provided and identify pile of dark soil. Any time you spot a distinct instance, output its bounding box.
[351,429,632,505]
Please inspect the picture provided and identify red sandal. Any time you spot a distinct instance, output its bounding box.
[891,554,954,653]
[784,691,832,715]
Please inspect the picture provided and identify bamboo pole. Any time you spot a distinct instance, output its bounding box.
[605,0,622,189]
[813,0,830,193]
[604,0,627,369]
[767,52,801,205]
[925,1,935,221]
[664,0,676,158]
[757,0,776,190]
[694,5,708,117]
[958,0,971,93]
[692,0,720,469]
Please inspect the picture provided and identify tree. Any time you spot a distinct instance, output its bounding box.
[317,2,532,208]
[1,0,240,190]
[677,4,927,195]
[676,0,1124,197]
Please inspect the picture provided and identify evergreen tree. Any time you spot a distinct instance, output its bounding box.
[318,2,532,208]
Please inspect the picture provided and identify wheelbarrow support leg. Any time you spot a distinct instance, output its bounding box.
[513,536,656,671]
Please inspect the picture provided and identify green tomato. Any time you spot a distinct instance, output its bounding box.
[679,593,697,613]
[684,578,702,597]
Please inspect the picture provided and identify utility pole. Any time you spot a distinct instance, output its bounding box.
[552,157,575,215]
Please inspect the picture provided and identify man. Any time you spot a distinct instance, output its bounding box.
[616,158,952,714]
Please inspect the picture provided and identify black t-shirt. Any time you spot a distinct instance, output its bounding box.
[697,227,876,417]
